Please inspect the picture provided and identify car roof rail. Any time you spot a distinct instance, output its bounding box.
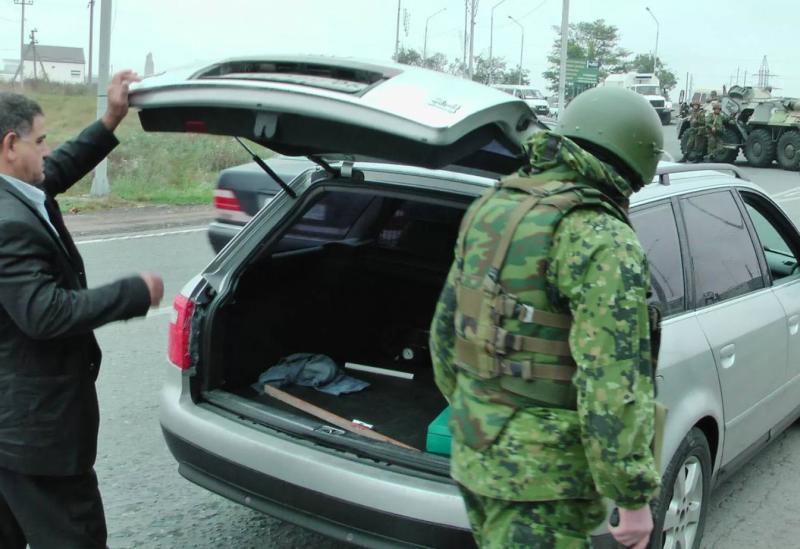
[654,163,749,186]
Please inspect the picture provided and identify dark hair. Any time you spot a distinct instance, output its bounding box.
[0,92,43,139]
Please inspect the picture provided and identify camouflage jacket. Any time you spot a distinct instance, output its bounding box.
[706,112,729,135]
[689,109,707,133]
[430,132,660,508]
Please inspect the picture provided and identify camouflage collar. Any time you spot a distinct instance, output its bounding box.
[522,131,635,201]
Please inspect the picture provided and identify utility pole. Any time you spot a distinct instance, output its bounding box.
[423,8,446,61]
[87,0,95,84]
[463,0,468,70]
[489,0,507,85]
[558,0,569,120]
[91,0,112,196]
[394,0,401,60]
[467,0,477,80]
[13,0,34,88]
[29,28,38,80]
[684,71,689,102]
[508,16,524,86]
[645,7,659,74]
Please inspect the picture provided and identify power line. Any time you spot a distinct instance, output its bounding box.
[518,0,548,21]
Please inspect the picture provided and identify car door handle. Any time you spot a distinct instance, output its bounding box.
[719,343,736,369]
[789,315,800,336]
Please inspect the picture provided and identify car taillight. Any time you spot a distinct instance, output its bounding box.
[168,293,195,370]
[213,189,243,212]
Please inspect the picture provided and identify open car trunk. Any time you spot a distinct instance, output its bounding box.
[200,180,473,468]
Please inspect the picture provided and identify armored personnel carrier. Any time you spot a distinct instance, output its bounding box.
[678,86,800,169]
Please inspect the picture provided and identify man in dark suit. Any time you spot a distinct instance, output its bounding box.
[0,70,164,548]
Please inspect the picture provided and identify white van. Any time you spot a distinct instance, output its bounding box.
[492,84,550,116]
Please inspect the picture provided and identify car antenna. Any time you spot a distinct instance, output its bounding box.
[233,137,297,198]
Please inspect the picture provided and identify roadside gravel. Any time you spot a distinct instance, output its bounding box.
[64,204,215,238]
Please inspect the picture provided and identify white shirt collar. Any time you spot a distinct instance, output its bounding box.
[2,175,58,235]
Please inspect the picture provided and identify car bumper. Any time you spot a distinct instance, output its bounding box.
[163,428,475,548]
[207,220,244,253]
[159,371,474,548]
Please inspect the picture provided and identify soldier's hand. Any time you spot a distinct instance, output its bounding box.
[608,505,653,549]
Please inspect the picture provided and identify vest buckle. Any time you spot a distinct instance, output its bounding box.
[515,303,535,323]
[487,326,517,356]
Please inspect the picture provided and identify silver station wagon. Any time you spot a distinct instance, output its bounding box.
[129,56,800,549]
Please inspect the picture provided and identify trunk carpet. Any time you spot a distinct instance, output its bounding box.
[237,365,448,451]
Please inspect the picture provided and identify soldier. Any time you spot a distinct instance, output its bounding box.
[687,100,707,162]
[430,86,662,549]
[705,101,729,161]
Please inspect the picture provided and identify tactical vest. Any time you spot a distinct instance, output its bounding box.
[452,172,629,409]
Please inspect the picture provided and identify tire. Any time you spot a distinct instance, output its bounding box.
[709,127,740,164]
[776,130,800,171]
[744,128,776,167]
[651,428,712,549]
[661,112,672,125]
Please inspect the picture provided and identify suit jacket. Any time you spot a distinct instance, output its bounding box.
[0,121,151,476]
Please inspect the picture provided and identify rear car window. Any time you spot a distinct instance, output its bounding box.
[285,192,373,240]
[631,202,686,316]
[376,200,463,261]
[680,190,764,307]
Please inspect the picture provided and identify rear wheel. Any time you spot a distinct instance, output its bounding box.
[776,130,800,171]
[709,127,740,164]
[652,428,712,549]
[744,128,776,167]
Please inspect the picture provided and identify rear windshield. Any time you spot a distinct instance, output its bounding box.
[277,189,465,263]
[519,89,544,100]
[285,192,373,240]
[376,200,463,260]
[635,85,660,95]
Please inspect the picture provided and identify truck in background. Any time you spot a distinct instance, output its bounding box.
[599,72,672,125]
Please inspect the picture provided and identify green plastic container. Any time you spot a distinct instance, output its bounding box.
[425,406,452,456]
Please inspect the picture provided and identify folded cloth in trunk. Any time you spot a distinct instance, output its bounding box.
[252,353,370,396]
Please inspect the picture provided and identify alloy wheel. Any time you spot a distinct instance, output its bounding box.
[661,455,704,549]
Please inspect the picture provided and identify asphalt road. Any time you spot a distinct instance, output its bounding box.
[77,125,800,549]
[80,229,344,549]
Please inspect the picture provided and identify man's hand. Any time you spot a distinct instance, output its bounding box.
[139,272,164,308]
[101,70,142,131]
[608,505,653,549]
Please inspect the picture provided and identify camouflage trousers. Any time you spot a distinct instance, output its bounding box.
[691,133,707,161]
[707,133,724,160]
[458,486,607,548]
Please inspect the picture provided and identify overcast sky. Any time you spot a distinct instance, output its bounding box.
[1,0,797,98]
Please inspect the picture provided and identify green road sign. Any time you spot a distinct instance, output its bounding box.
[564,59,599,86]
[575,67,599,85]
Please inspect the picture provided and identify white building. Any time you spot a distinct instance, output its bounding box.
[0,59,20,82]
[21,45,85,84]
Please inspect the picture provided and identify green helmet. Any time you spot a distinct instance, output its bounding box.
[554,86,663,188]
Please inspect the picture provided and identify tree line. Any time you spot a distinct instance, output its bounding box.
[395,18,678,97]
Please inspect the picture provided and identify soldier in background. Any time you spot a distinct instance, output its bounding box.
[686,101,707,162]
[430,86,663,548]
[705,101,730,161]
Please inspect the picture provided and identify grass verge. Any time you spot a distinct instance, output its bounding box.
[2,81,269,211]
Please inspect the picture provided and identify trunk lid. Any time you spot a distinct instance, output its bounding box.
[129,55,541,174]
